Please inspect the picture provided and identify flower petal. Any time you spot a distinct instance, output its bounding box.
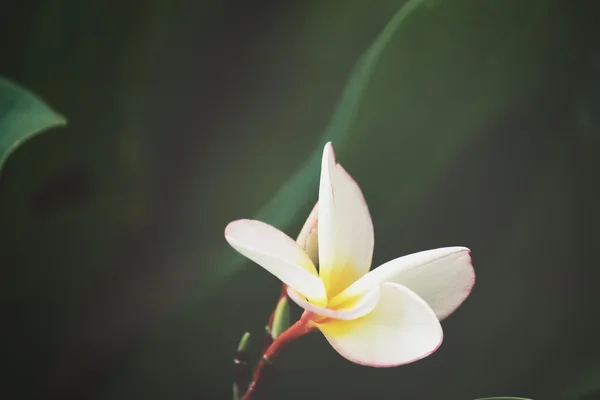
[318,142,374,298]
[287,286,379,320]
[225,219,327,306]
[316,282,443,367]
[331,247,474,320]
[296,202,319,265]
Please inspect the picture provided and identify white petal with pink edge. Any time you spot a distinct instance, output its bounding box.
[331,247,474,320]
[224,219,327,306]
[287,286,379,320]
[318,142,374,298]
[316,282,443,367]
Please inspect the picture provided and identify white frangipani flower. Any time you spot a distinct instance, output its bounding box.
[225,142,475,367]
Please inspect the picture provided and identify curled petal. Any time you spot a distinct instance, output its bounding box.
[316,282,443,367]
[318,142,374,298]
[225,219,327,306]
[332,247,474,320]
[304,227,319,268]
[287,286,379,321]
[296,202,319,265]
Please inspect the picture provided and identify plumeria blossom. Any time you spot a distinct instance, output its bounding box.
[225,142,475,367]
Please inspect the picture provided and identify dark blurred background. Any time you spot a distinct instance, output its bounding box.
[2,0,600,399]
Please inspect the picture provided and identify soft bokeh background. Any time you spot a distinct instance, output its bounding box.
[2,0,600,399]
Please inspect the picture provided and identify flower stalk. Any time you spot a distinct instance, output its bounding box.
[227,142,474,398]
[241,311,315,400]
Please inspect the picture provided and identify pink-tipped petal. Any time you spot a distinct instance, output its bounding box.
[225,219,327,306]
[287,286,379,321]
[296,202,319,265]
[316,282,443,367]
[332,247,474,320]
[318,142,374,298]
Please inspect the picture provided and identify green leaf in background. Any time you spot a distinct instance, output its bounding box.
[1,2,173,397]
[194,0,426,297]
[101,0,593,398]
[0,77,66,174]
[176,0,569,307]
[6,0,587,398]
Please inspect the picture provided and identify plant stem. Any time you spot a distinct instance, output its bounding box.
[241,312,314,400]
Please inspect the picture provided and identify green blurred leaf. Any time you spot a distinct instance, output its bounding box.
[197,0,425,298]
[0,2,173,397]
[236,332,251,353]
[104,0,590,398]
[0,77,66,174]
[188,0,567,302]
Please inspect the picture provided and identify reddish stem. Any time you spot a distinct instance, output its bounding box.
[242,312,314,400]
